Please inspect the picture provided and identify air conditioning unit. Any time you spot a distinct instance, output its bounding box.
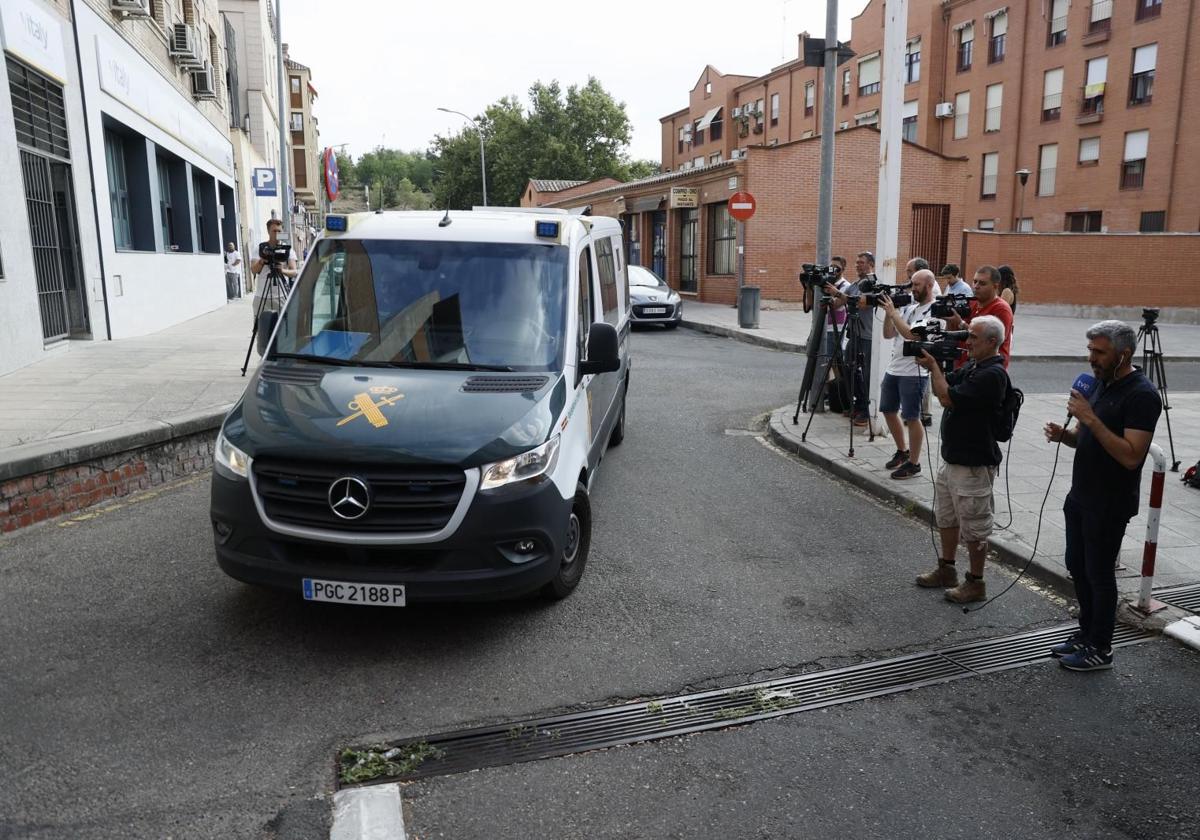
[170,24,203,68]
[934,102,955,118]
[730,149,747,160]
[110,0,152,16]
[192,63,218,100]
[731,106,742,118]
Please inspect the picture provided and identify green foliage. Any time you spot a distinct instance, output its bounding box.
[338,742,443,785]
[345,148,435,210]
[429,77,658,209]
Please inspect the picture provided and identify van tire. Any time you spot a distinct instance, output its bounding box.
[542,483,591,600]
[608,391,626,447]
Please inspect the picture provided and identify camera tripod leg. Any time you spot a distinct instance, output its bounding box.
[1140,327,1180,471]
[241,269,290,376]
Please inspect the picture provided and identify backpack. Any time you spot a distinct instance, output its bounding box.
[1184,461,1200,490]
[992,375,1024,443]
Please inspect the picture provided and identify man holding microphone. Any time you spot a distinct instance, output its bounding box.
[1044,321,1162,671]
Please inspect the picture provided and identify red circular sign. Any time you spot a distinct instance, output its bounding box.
[323,148,340,202]
[729,191,756,221]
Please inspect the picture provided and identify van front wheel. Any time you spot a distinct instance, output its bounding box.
[542,484,591,599]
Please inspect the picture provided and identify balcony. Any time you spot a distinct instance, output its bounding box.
[1042,92,1062,122]
[988,35,1006,64]
[1077,90,1105,123]
[1085,1,1113,42]
[1129,71,1154,106]
[957,41,973,72]
[1136,0,1162,21]
[1121,160,1145,190]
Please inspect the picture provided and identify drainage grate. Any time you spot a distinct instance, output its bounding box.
[339,622,1153,787]
[1156,582,1200,613]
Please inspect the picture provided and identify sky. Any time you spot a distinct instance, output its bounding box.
[281,0,863,164]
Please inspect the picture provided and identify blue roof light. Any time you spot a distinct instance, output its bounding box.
[535,220,560,239]
[325,214,348,232]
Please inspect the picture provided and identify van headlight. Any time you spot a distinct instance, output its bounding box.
[480,437,560,491]
[214,431,252,480]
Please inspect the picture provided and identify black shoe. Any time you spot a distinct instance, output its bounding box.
[885,449,909,470]
[890,462,921,480]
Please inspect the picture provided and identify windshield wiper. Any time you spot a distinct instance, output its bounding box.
[270,352,357,367]
[355,361,517,372]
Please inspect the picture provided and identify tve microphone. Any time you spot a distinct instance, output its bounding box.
[1068,373,1098,419]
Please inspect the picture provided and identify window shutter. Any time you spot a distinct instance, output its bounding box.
[1079,136,1101,162]
[1040,144,1058,169]
[1091,0,1112,22]
[1124,130,1149,162]
[986,84,1003,109]
[1050,0,1068,32]
[983,152,999,179]
[1086,57,1108,87]
[1133,44,1158,74]
[959,22,974,42]
[903,100,918,119]
[858,54,881,86]
[1043,68,1064,99]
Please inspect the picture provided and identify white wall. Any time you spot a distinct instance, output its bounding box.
[78,3,235,339]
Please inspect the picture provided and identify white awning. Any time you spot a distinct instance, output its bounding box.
[984,6,1008,19]
[952,19,974,32]
[1133,44,1158,74]
[990,9,1008,35]
[907,36,921,50]
[959,22,975,42]
[695,106,722,131]
[1124,130,1149,162]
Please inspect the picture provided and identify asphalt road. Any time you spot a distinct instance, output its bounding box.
[0,328,1190,839]
[1007,360,1200,395]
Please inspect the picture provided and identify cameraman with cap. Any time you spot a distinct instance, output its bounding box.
[249,218,299,325]
[914,314,1009,604]
[878,269,938,479]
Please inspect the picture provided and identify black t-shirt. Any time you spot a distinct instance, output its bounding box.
[940,355,1007,466]
[1068,369,1163,519]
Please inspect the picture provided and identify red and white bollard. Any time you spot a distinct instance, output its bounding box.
[1136,443,1168,614]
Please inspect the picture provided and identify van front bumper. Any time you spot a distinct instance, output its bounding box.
[209,471,573,602]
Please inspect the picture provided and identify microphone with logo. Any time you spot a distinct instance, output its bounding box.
[1067,372,1098,424]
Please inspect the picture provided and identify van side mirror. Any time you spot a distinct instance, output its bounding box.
[579,322,620,376]
[256,310,279,356]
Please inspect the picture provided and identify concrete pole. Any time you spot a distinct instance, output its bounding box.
[868,0,908,435]
[801,0,840,412]
[274,0,291,243]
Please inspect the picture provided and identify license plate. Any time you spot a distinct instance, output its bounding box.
[643,307,667,314]
[302,578,406,607]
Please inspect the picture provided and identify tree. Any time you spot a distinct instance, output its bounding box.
[353,148,436,209]
[429,77,657,209]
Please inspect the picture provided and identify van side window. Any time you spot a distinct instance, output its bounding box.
[578,246,594,361]
[595,237,619,325]
[612,235,629,314]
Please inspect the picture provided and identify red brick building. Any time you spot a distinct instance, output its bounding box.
[520,178,622,208]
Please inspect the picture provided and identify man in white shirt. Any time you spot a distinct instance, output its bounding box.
[224,242,243,300]
[878,269,939,479]
[249,218,299,324]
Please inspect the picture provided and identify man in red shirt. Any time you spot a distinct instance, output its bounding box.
[948,265,1013,368]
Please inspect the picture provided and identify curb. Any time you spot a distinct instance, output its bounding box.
[1163,616,1200,652]
[679,319,1200,363]
[331,784,407,840]
[764,408,1076,597]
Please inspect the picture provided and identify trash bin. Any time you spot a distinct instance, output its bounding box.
[738,286,760,329]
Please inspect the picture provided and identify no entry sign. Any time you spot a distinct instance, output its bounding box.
[729,191,756,221]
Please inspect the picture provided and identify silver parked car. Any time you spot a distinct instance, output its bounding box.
[627,265,682,329]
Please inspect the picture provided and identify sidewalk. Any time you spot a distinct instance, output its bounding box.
[681,300,1200,360]
[768,394,1200,593]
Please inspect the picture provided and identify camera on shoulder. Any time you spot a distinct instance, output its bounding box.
[931,293,973,320]
[858,276,913,308]
[259,240,292,264]
[798,262,841,289]
[902,321,968,363]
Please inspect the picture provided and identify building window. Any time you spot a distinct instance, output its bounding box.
[1136,0,1163,21]
[1038,144,1058,196]
[1079,136,1101,165]
[1043,68,1064,121]
[293,147,307,188]
[981,152,998,198]
[804,82,815,116]
[842,70,851,105]
[1048,0,1069,46]
[679,208,698,292]
[707,202,736,275]
[1140,211,1166,232]
[289,75,301,108]
[678,127,685,154]
[155,150,191,252]
[595,237,619,325]
[956,23,974,71]
[711,117,722,141]
[1065,211,1103,232]
[858,54,881,95]
[1090,0,1113,33]
[1130,44,1157,105]
[104,130,132,250]
[694,124,705,145]
[855,110,879,126]
[290,112,303,132]
[1122,129,1149,189]
[709,152,722,165]
[953,91,970,139]
[989,11,1007,62]
[770,93,780,126]
[905,39,921,83]
[985,83,1002,132]
[978,219,996,231]
[1082,56,1108,115]
[705,81,712,95]
[902,101,918,142]
[9,57,71,158]
[1017,217,1034,232]
[156,157,173,249]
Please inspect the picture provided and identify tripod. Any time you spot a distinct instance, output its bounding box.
[241,263,293,376]
[793,299,870,458]
[1136,312,1180,471]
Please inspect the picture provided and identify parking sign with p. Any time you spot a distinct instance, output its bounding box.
[253,168,277,196]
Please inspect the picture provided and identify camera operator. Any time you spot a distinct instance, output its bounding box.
[913,315,1009,604]
[249,218,298,324]
[878,269,938,479]
[944,265,1012,368]
[1042,321,1162,671]
[826,251,876,425]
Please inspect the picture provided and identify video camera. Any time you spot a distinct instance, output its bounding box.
[258,240,293,265]
[902,321,969,363]
[799,263,842,290]
[931,292,973,320]
[857,276,913,308]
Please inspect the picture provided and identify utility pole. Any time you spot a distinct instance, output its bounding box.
[274,0,291,243]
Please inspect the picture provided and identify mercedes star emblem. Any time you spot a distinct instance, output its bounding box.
[328,476,371,520]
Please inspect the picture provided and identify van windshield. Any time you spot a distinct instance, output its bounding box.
[271,238,569,372]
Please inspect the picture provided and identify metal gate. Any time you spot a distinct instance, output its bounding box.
[21,150,70,343]
[910,203,950,274]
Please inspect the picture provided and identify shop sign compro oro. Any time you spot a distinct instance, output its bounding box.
[669,187,698,209]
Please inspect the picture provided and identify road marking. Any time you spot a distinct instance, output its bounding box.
[330,784,406,840]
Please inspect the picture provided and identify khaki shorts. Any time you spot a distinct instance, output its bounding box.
[933,463,997,543]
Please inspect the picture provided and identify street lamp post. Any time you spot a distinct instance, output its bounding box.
[437,107,488,206]
[1015,168,1031,231]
